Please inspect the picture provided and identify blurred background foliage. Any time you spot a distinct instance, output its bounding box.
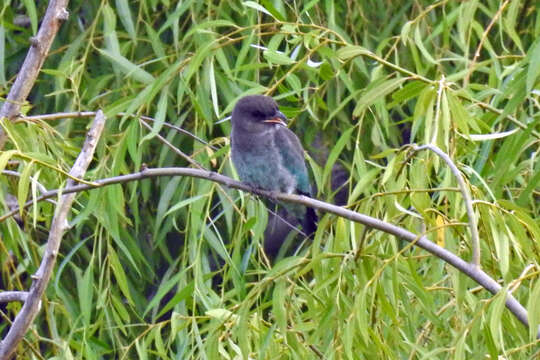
[0,0,539,358]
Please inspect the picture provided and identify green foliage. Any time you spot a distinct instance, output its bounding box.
[1,0,539,358]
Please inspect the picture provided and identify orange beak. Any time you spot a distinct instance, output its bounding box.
[262,111,288,126]
[263,117,287,126]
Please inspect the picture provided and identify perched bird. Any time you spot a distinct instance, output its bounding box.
[230,95,318,239]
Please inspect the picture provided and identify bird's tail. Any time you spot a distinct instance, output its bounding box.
[301,206,318,238]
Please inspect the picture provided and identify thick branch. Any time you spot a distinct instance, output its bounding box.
[0,166,536,338]
[0,111,105,359]
[0,0,70,148]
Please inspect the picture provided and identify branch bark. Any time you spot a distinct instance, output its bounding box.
[0,111,105,359]
[412,144,481,267]
[0,292,28,303]
[0,165,537,339]
[0,0,70,148]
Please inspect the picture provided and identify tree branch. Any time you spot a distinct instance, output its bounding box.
[0,292,28,303]
[412,144,481,267]
[0,110,105,359]
[0,165,537,338]
[0,0,70,148]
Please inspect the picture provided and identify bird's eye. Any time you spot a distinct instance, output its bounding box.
[252,110,263,118]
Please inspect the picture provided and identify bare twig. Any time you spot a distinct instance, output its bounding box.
[412,144,481,267]
[2,170,50,195]
[19,111,215,149]
[0,165,536,338]
[464,0,511,86]
[0,0,70,148]
[0,111,105,359]
[0,292,28,303]
[138,118,203,168]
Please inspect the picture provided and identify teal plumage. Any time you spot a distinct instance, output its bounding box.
[230,95,317,236]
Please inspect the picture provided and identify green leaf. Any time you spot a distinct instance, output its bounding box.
[141,85,169,142]
[0,150,17,174]
[108,245,134,306]
[263,50,295,65]
[336,45,370,60]
[322,127,353,189]
[527,277,540,340]
[98,49,155,84]
[243,1,274,18]
[17,161,33,217]
[164,194,207,217]
[353,77,407,116]
[22,0,38,34]
[115,0,136,41]
[526,39,540,92]
[0,25,5,85]
[489,287,508,350]
[319,61,335,81]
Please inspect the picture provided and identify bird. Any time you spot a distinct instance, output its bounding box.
[230,95,318,240]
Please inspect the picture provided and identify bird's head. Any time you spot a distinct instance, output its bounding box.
[231,95,288,132]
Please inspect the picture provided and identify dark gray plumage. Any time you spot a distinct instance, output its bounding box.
[230,95,317,238]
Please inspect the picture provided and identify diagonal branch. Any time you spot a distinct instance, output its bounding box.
[0,110,105,359]
[0,165,537,338]
[0,0,70,149]
[412,144,481,267]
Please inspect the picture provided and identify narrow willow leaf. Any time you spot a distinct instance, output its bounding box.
[322,127,353,188]
[526,39,540,92]
[141,85,169,142]
[414,26,437,64]
[336,45,370,60]
[157,280,196,318]
[17,161,33,217]
[0,150,17,174]
[272,279,288,336]
[108,245,134,306]
[157,0,193,35]
[79,261,94,326]
[144,23,166,62]
[98,49,155,84]
[143,272,183,317]
[489,287,509,350]
[285,73,301,93]
[22,0,37,34]
[102,4,120,55]
[185,20,238,38]
[527,277,540,340]
[260,0,287,21]
[353,77,407,116]
[390,80,427,104]
[209,59,219,117]
[31,169,40,228]
[0,25,5,85]
[115,0,136,41]
[165,194,207,216]
[243,1,274,18]
[263,49,295,65]
[319,61,334,80]
[447,92,472,135]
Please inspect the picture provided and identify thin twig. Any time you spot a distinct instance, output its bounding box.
[0,292,28,303]
[0,111,106,359]
[0,166,536,338]
[412,144,480,267]
[0,0,70,149]
[464,0,511,86]
[138,118,203,168]
[19,111,215,149]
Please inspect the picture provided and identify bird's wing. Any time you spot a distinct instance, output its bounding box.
[274,127,312,195]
